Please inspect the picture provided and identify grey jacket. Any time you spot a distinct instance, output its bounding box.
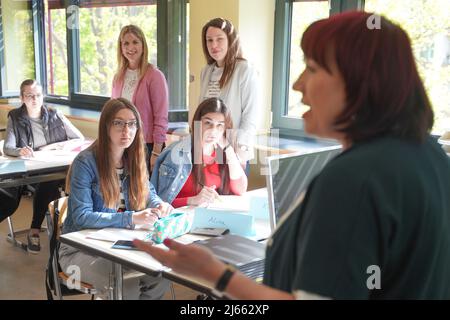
[3,105,84,156]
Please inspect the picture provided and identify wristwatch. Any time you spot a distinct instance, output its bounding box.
[215,264,236,293]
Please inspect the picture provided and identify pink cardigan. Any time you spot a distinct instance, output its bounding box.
[112,66,169,144]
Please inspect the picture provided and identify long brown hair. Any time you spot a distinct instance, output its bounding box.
[114,25,152,84]
[191,98,234,195]
[201,18,245,89]
[66,98,149,210]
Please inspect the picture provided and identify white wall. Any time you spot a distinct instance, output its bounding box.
[238,0,275,133]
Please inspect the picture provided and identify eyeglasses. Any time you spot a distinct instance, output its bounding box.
[23,93,42,100]
[111,119,138,131]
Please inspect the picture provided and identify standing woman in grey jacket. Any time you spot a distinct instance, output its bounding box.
[2,79,84,254]
[199,18,261,169]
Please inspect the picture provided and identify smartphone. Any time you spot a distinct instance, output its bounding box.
[111,240,139,250]
[189,228,230,237]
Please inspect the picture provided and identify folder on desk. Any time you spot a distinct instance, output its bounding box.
[192,207,255,237]
[0,160,26,175]
[249,195,270,220]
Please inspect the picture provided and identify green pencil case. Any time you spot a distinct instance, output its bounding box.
[151,212,193,244]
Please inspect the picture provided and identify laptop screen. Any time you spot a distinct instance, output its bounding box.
[265,146,342,231]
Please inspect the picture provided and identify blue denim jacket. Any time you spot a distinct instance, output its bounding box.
[150,138,193,204]
[62,149,162,234]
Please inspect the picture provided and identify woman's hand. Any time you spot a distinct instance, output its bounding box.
[156,202,173,218]
[133,238,226,284]
[187,185,219,206]
[132,208,160,227]
[150,144,163,171]
[150,154,157,171]
[19,146,34,157]
[215,136,230,150]
[133,238,296,300]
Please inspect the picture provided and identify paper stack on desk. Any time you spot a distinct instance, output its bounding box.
[85,228,150,242]
[206,195,250,211]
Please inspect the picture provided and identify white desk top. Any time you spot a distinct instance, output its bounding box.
[0,151,76,175]
[0,139,92,176]
[60,188,272,296]
[60,228,219,292]
[61,229,167,274]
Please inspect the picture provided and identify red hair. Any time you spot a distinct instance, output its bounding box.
[301,11,433,143]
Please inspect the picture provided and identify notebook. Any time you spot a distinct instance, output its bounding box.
[196,234,266,282]
[0,160,27,175]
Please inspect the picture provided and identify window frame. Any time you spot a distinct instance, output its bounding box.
[0,3,9,97]
[0,0,188,122]
[271,0,363,137]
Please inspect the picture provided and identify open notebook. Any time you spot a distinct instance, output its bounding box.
[85,228,151,242]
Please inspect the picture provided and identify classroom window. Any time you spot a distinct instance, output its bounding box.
[287,0,329,119]
[44,0,69,97]
[77,2,157,96]
[272,0,332,135]
[0,0,35,96]
[364,0,450,135]
[8,0,189,117]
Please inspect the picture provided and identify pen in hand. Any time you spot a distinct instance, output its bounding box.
[151,208,161,220]
[198,183,221,207]
[20,139,34,157]
[26,146,34,157]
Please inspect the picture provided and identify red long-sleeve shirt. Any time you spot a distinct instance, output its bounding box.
[172,152,247,208]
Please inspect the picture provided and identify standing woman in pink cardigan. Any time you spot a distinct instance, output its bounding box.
[112,25,168,171]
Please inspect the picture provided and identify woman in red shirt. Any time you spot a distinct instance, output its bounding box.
[151,97,247,208]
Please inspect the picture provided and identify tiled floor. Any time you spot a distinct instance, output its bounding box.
[0,196,199,300]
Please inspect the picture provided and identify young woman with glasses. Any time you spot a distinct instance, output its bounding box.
[59,98,172,300]
[2,79,84,254]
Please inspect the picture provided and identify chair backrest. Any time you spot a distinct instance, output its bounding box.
[47,196,69,239]
[46,195,97,299]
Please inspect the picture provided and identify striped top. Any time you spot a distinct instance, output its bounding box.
[116,168,126,212]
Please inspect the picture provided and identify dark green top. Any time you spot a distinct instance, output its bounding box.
[263,136,450,299]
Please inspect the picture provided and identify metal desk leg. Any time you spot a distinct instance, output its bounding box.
[6,217,28,251]
[109,263,123,300]
[6,216,47,252]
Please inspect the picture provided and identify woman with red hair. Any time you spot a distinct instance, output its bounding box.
[135,12,450,299]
